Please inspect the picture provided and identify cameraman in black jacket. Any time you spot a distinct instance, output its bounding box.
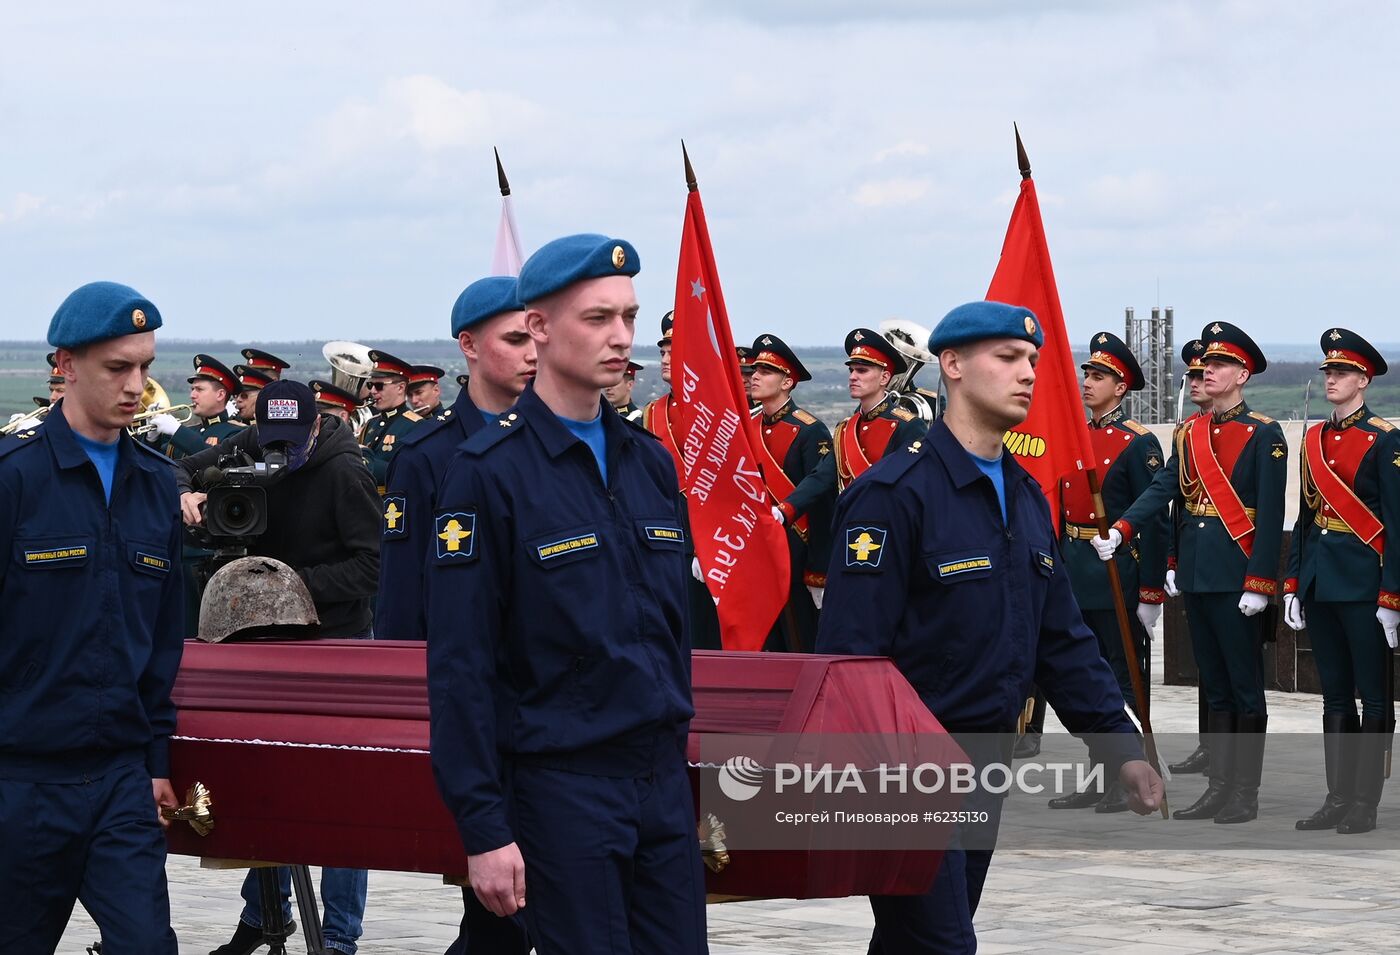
[175,379,381,638]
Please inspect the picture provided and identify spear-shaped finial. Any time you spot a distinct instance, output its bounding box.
[682,140,698,193]
[494,147,511,197]
[1014,123,1031,180]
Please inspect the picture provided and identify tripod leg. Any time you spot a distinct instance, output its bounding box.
[257,867,290,954]
[290,864,329,955]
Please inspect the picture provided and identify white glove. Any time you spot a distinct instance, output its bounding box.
[691,557,704,582]
[7,412,24,424]
[1377,607,1400,649]
[1164,568,1179,598]
[1283,593,1307,631]
[771,505,786,526]
[151,412,181,436]
[807,585,824,610]
[1238,592,1269,617]
[1092,528,1122,562]
[1136,602,1162,634]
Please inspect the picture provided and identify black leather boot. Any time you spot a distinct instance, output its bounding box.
[1094,780,1130,814]
[1048,785,1104,809]
[1297,712,1357,830]
[1013,729,1042,759]
[1169,743,1210,775]
[209,918,296,955]
[1337,714,1389,834]
[1174,710,1235,819]
[1215,712,1268,824]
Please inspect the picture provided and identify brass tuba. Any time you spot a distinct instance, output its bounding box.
[879,318,940,422]
[322,340,375,432]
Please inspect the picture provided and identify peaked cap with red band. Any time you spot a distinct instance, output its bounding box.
[188,354,238,393]
[1199,321,1267,374]
[1318,327,1388,378]
[367,349,412,379]
[843,327,907,375]
[1081,330,1144,391]
[748,333,811,382]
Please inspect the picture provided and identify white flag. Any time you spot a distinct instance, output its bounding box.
[491,196,524,277]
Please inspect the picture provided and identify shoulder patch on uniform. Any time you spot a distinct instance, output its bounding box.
[1248,411,1276,424]
[867,438,926,485]
[460,417,524,457]
[891,406,916,422]
[399,414,450,447]
[403,410,423,422]
[229,419,248,428]
[1124,420,1150,435]
[383,495,407,538]
[0,431,44,460]
[844,525,887,571]
[434,509,477,561]
[1369,416,1395,432]
[793,409,818,425]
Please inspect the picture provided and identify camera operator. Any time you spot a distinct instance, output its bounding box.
[175,379,381,639]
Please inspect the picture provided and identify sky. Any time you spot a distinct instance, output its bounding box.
[2,1,1397,349]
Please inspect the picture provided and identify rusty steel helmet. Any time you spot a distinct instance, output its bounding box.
[197,556,320,643]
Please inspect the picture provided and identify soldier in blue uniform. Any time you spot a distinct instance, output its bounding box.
[748,332,837,650]
[816,301,1161,954]
[1096,321,1287,824]
[358,349,423,493]
[1284,329,1400,835]
[1047,331,1168,813]
[377,279,535,955]
[427,234,706,954]
[407,363,448,419]
[0,282,185,953]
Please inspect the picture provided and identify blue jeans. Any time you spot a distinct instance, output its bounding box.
[239,866,367,954]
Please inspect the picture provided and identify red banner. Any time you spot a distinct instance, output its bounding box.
[672,188,790,651]
[986,176,1092,534]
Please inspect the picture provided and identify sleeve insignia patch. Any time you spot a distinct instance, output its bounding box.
[845,525,887,570]
[1271,444,1286,459]
[435,511,477,561]
[1146,452,1162,471]
[383,495,407,538]
[817,439,831,456]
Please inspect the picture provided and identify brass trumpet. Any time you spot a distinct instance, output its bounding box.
[129,403,194,436]
[1,404,49,436]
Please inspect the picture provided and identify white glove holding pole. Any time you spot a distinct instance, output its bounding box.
[771,505,786,526]
[1238,592,1269,617]
[807,585,824,610]
[1092,528,1122,562]
[151,412,181,436]
[691,557,704,582]
[1164,568,1180,598]
[1377,607,1400,649]
[1283,593,1307,631]
[1136,602,1162,636]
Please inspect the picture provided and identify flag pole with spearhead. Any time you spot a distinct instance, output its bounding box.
[1015,124,1169,817]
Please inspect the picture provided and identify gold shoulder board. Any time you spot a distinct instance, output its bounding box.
[892,407,916,422]
[793,409,817,425]
[1124,420,1150,435]
[1370,416,1396,432]
[403,410,422,422]
[1249,411,1276,424]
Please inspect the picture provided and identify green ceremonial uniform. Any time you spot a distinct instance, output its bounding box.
[160,412,245,459]
[360,403,422,493]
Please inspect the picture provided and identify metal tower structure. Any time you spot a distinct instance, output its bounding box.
[1122,306,1175,424]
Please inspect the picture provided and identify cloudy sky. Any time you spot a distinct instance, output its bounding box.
[2,1,1396,349]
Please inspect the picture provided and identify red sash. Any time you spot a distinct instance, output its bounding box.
[755,418,810,542]
[1305,423,1385,557]
[1187,416,1256,557]
[833,415,873,491]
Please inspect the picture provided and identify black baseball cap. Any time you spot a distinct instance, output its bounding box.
[256,379,318,447]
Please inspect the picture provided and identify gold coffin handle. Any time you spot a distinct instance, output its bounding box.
[697,812,729,874]
[162,782,215,836]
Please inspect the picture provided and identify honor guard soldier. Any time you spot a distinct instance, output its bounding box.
[427,234,706,954]
[604,359,645,421]
[157,354,245,458]
[641,310,683,473]
[0,282,184,952]
[1167,339,1215,776]
[239,346,290,380]
[47,351,66,403]
[231,363,273,423]
[1097,321,1286,824]
[833,327,926,491]
[359,349,422,493]
[1046,332,1168,813]
[378,279,536,955]
[310,379,362,424]
[407,364,447,419]
[749,332,837,649]
[1285,329,1400,835]
[817,301,1161,954]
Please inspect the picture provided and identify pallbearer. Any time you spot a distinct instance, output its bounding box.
[359,349,422,493]
[1098,321,1286,824]
[1285,329,1400,835]
[240,347,291,380]
[832,328,926,491]
[748,332,837,648]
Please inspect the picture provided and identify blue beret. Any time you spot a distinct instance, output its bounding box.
[48,281,162,350]
[927,300,1044,353]
[451,276,523,336]
[517,233,640,304]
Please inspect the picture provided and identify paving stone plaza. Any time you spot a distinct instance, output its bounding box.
[61,638,1400,953]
